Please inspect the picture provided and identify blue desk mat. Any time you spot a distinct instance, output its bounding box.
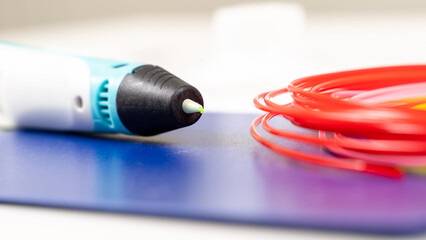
[0,113,426,234]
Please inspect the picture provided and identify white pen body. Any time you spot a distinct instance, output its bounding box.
[0,43,94,131]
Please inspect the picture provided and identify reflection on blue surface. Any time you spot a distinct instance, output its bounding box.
[0,129,199,207]
[93,139,193,204]
[0,113,426,234]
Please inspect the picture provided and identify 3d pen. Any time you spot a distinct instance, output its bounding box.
[0,42,204,136]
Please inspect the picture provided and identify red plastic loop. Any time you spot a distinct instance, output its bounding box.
[251,65,426,178]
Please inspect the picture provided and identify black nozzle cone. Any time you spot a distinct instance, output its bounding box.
[116,65,203,136]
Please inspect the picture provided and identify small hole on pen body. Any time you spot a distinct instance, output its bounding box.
[75,96,83,110]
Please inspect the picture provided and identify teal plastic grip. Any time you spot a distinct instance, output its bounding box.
[84,56,141,134]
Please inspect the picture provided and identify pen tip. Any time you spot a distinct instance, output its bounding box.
[182,99,204,114]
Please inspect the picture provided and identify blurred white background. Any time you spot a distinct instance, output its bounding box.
[1,0,426,239]
[1,0,426,113]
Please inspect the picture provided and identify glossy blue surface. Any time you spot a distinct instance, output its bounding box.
[0,113,426,234]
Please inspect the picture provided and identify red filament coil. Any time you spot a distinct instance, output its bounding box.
[250,65,426,178]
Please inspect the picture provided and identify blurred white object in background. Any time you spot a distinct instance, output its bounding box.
[212,2,306,85]
[193,2,306,112]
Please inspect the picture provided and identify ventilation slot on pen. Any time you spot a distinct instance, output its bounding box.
[97,79,113,127]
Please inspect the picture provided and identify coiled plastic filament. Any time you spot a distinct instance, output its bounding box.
[251,65,426,178]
